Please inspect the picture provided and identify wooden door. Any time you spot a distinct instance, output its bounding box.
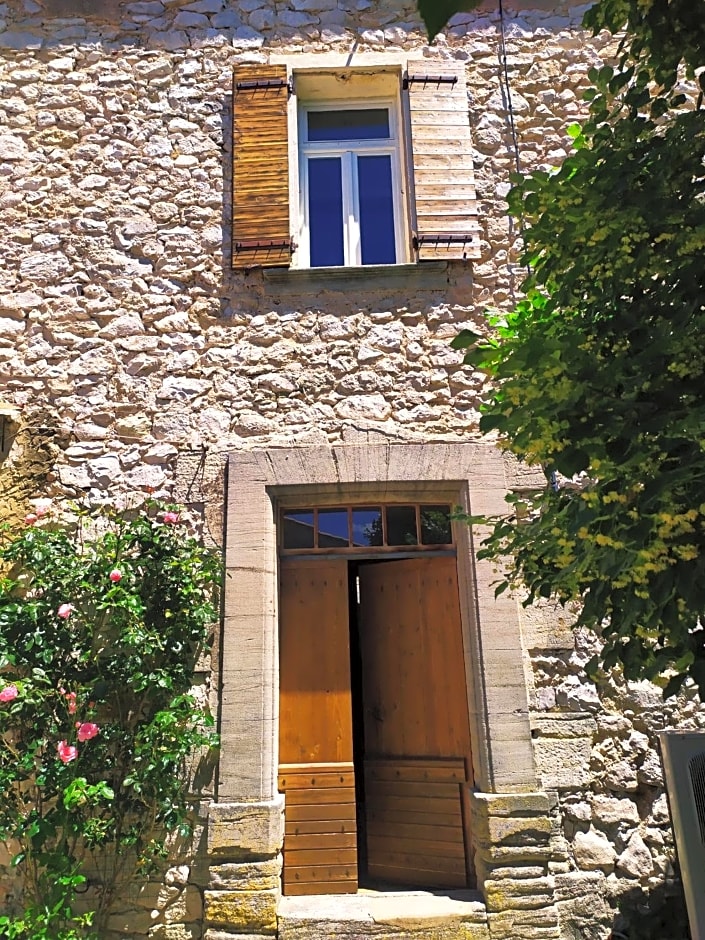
[358,556,474,888]
[278,558,358,895]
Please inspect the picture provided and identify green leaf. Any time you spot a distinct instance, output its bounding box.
[416,0,483,39]
[451,328,483,350]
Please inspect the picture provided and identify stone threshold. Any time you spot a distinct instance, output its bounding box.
[278,888,490,939]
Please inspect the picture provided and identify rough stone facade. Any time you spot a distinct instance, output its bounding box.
[0,0,702,937]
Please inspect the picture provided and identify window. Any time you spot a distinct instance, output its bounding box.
[280,503,454,553]
[298,102,406,268]
[231,62,481,271]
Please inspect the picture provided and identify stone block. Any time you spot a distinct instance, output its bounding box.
[204,889,278,933]
[148,926,202,940]
[484,876,555,912]
[209,858,282,892]
[532,736,592,790]
[573,830,617,871]
[590,795,639,827]
[616,832,653,879]
[487,908,561,940]
[208,798,284,859]
[476,813,553,847]
[470,791,553,818]
[205,934,272,940]
[553,871,606,903]
[530,715,598,738]
[520,598,576,650]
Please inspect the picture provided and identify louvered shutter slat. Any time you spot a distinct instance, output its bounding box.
[407,62,481,262]
[232,65,291,269]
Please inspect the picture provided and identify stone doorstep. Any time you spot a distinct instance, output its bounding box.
[277,889,490,938]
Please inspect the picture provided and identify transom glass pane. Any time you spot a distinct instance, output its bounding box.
[308,157,345,267]
[307,108,390,142]
[352,507,383,547]
[358,155,396,265]
[420,505,452,545]
[385,506,418,547]
[318,509,349,548]
[282,511,315,549]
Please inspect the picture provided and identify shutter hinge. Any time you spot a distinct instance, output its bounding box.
[404,74,458,90]
[235,77,293,94]
[414,234,474,247]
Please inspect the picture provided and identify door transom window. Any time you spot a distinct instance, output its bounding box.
[280,503,454,553]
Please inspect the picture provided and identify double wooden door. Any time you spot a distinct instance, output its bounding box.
[278,555,474,896]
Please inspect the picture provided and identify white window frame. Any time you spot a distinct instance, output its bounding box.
[297,96,409,269]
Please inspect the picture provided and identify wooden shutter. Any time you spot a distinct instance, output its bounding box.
[406,62,481,261]
[232,64,291,269]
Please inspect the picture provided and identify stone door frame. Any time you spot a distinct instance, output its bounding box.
[217,441,537,805]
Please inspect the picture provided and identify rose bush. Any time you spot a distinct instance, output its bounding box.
[0,501,220,939]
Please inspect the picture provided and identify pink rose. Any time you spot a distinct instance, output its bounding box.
[24,513,38,525]
[57,604,74,619]
[57,741,78,764]
[77,722,99,742]
[109,569,122,583]
[63,690,77,715]
[162,511,179,524]
[0,685,18,703]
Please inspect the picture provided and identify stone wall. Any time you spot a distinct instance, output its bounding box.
[0,0,700,938]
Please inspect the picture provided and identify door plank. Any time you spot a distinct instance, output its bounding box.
[283,787,357,805]
[284,833,357,851]
[286,802,357,823]
[280,772,355,790]
[284,847,358,866]
[366,865,467,889]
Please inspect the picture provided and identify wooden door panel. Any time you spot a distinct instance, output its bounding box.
[279,558,353,765]
[278,559,358,896]
[358,558,473,888]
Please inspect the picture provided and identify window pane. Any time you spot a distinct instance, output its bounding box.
[318,509,349,548]
[357,155,396,265]
[420,505,452,545]
[282,511,314,549]
[352,507,383,547]
[308,157,345,267]
[386,506,418,546]
[308,109,390,141]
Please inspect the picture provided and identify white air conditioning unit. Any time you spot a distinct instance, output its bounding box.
[660,730,705,940]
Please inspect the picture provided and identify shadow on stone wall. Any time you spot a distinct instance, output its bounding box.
[44,0,122,19]
[610,881,691,940]
[0,411,60,529]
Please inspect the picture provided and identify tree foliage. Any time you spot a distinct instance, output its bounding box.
[450,2,705,695]
[416,0,481,40]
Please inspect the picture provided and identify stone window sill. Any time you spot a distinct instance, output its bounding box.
[262,261,452,295]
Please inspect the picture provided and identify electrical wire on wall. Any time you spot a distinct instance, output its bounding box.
[498,0,522,176]
[497,0,531,279]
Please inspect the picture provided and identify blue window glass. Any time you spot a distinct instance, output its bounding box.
[358,155,396,265]
[308,157,345,267]
[318,509,349,548]
[352,507,383,547]
[308,109,390,142]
